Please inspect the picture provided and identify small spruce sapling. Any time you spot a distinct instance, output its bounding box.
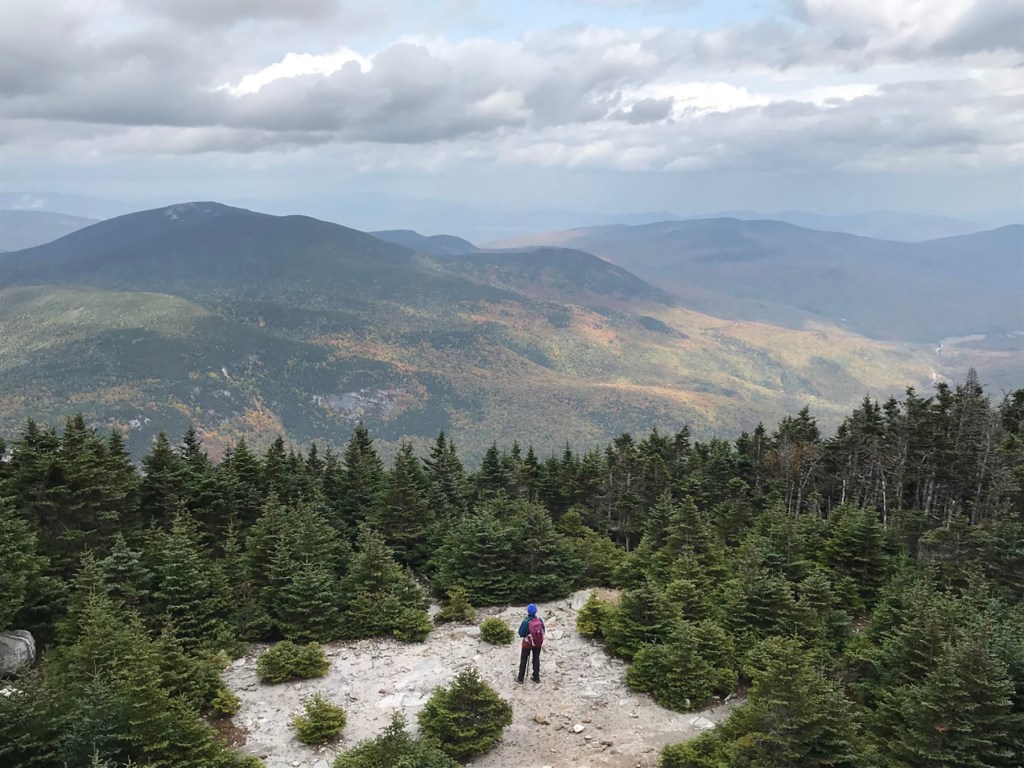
[418,667,513,761]
[291,693,347,745]
[479,617,515,645]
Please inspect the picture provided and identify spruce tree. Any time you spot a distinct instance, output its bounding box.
[339,527,429,642]
[221,438,265,529]
[338,423,384,532]
[417,667,513,762]
[423,431,467,518]
[333,712,457,768]
[475,442,508,501]
[370,441,433,568]
[149,511,231,651]
[0,496,45,630]
[822,505,890,607]
[178,426,233,540]
[879,637,1023,768]
[98,533,152,614]
[603,582,678,659]
[627,620,735,711]
[140,431,186,528]
[262,504,344,642]
[669,638,866,768]
[46,589,225,768]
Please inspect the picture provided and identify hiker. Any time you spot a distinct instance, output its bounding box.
[517,603,545,683]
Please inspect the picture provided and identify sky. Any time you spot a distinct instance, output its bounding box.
[1,0,1022,236]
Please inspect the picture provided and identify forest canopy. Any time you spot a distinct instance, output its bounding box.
[1,372,1022,767]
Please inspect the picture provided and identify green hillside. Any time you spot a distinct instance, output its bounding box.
[0,204,941,458]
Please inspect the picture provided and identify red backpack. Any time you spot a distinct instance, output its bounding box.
[525,616,545,648]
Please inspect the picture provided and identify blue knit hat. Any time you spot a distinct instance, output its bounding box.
[527,603,538,616]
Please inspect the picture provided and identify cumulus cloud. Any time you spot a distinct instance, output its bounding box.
[0,0,1020,179]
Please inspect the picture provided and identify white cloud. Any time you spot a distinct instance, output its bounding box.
[221,47,372,95]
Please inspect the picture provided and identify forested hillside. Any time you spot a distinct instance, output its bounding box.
[1,373,1021,767]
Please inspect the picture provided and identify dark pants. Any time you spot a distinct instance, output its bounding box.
[518,646,540,682]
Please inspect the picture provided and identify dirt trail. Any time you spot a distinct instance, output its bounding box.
[223,589,735,768]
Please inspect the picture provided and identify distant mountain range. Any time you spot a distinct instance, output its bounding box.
[495,219,1024,344]
[0,202,944,458]
[695,210,985,242]
[0,210,97,251]
[4,190,1015,242]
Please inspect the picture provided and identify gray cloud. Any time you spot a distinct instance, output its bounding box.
[616,97,675,123]
[135,0,342,26]
[0,0,1020,187]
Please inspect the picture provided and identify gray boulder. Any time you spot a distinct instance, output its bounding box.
[0,631,36,677]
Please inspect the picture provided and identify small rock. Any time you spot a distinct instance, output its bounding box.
[232,657,246,667]
[465,626,481,638]
[573,723,585,733]
[582,717,592,723]
[534,713,549,725]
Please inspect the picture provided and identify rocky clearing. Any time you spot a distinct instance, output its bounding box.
[222,590,736,768]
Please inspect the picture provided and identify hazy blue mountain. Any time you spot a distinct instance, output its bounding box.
[0,210,97,251]
[371,229,478,255]
[926,224,1023,259]
[704,210,986,242]
[0,192,135,219]
[497,218,1024,343]
[0,202,937,457]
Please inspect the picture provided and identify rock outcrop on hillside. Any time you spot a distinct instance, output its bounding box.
[223,591,735,768]
[0,630,36,678]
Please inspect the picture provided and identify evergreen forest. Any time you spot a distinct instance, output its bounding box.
[1,371,1023,767]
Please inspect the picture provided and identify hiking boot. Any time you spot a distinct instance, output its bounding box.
[516,677,525,684]
[531,676,540,683]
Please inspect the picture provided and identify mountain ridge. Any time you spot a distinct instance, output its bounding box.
[0,202,946,457]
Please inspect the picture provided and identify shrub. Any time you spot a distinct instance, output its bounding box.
[418,667,513,761]
[222,753,266,768]
[479,617,514,645]
[209,687,242,717]
[393,606,433,643]
[576,591,614,639]
[333,713,456,768]
[435,588,477,624]
[291,693,347,745]
[255,641,329,684]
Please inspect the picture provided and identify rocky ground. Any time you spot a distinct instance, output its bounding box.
[222,590,737,768]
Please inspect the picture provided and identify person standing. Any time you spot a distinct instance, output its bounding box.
[517,603,545,683]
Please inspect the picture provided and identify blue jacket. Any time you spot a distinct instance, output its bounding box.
[518,615,545,640]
